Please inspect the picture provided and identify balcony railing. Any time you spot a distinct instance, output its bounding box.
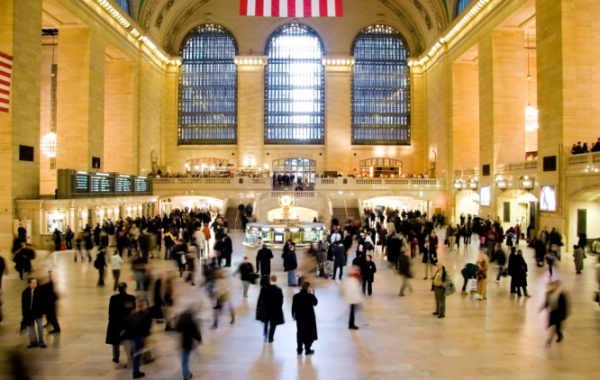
[496,160,538,174]
[568,152,600,166]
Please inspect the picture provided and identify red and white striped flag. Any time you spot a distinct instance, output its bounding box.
[240,0,343,17]
[0,51,13,113]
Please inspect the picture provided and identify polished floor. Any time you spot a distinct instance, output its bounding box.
[0,230,599,380]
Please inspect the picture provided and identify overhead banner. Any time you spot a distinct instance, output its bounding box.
[240,0,343,17]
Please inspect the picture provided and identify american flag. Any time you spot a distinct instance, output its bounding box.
[0,51,13,113]
[240,0,343,17]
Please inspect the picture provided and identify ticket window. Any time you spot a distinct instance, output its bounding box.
[46,211,66,233]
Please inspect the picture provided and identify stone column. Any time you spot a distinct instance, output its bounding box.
[323,56,353,174]
[56,27,105,171]
[478,30,527,217]
[235,56,267,168]
[0,0,42,250]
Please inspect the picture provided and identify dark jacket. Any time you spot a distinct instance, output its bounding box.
[362,260,377,282]
[398,254,412,278]
[105,291,136,345]
[332,245,346,267]
[176,311,202,350]
[256,247,273,275]
[222,236,233,256]
[256,284,285,325]
[283,250,298,271]
[21,287,44,323]
[238,262,255,282]
[461,263,477,280]
[512,254,528,287]
[291,290,318,342]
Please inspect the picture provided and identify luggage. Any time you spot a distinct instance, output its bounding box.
[60,243,66,251]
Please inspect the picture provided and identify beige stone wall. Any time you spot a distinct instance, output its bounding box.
[324,66,352,174]
[451,61,479,172]
[237,62,266,168]
[425,57,450,179]
[39,42,55,195]
[104,59,136,174]
[0,0,42,250]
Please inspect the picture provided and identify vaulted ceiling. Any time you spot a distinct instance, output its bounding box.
[135,0,455,56]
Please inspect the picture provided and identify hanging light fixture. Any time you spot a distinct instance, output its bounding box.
[525,32,538,132]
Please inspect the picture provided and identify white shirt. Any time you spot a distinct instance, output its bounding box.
[111,254,123,270]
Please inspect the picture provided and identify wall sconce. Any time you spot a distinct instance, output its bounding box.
[495,176,508,190]
[468,179,478,190]
[519,176,534,190]
[453,179,464,190]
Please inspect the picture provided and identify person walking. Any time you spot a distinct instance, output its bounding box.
[431,263,448,318]
[124,298,152,379]
[256,275,284,342]
[40,279,61,334]
[291,282,318,355]
[343,266,363,330]
[236,256,255,298]
[507,247,518,294]
[422,233,438,280]
[211,269,235,329]
[283,245,298,286]
[541,280,569,346]
[111,250,123,292]
[332,241,346,280]
[106,282,136,365]
[572,244,585,274]
[94,245,108,287]
[256,244,274,277]
[513,249,531,297]
[21,278,46,348]
[361,255,377,296]
[176,308,202,380]
[474,253,489,300]
[398,252,413,296]
[222,233,233,267]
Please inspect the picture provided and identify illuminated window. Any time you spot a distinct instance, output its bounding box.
[114,0,131,16]
[457,0,473,15]
[178,24,238,145]
[351,25,410,145]
[264,24,325,145]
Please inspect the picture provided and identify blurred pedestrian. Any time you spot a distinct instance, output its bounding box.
[124,298,152,379]
[256,275,284,342]
[541,280,569,346]
[94,245,108,287]
[111,250,123,292]
[291,282,318,355]
[106,282,136,365]
[39,279,60,334]
[573,244,585,274]
[343,266,363,330]
[211,269,235,329]
[398,253,413,296]
[21,278,46,348]
[474,253,489,300]
[236,256,255,298]
[176,308,202,380]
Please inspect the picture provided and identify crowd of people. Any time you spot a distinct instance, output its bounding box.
[570,138,600,154]
[2,206,600,379]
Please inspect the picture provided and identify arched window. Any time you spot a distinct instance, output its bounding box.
[264,24,325,145]
[178,24,238,145]
[114,0,131,16]
[457,0,473,15]
[351,25,410,145]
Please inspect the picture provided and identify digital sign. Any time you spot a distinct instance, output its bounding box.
[540,185,557,212]
[480,186,491,206]
[57,169,152,199]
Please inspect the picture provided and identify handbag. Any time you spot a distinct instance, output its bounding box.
[444,279,456,296]
[470,278,478,292]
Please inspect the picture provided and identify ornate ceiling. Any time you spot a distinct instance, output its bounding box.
[135,0,454,56]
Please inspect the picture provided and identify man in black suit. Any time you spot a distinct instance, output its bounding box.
[222,233,233,267]
[21,278,46,348]
[291,282,318,355]
[256,244,274,277]
[105,282,136,365]
[256,275,284,343]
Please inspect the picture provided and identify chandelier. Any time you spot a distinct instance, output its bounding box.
[525,32,538,132]
[41,131,57,158]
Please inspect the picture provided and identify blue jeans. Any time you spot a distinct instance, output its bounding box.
[165,246,172,260]
[28,317,44,344]
[181,349,192,378]
[132,336,143,376]
[287,270,296,286]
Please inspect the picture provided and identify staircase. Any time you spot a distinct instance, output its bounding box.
[332,207,361,226]
[224,207,242,231]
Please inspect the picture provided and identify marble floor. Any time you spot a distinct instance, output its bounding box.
[0,230,599,380]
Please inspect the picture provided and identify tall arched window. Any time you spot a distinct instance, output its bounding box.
[114,0,131,16]
[351,25,410,145]
[457,0,473,15]
[178,24,238,145]
[264,24,325,145]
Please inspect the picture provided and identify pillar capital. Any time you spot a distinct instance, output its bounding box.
[322,55,355,73]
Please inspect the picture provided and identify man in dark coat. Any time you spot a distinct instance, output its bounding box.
[256,275,284,343]
[291,282,318,355]
[106,283,136,365]
[332,241,346,280]
[21,278,46,348]
[222,233,233,267]
[256,244,274,276]
[39,279,61,333]
[513,249,530,297]
[507,247,518,294]
[176,308,202,380]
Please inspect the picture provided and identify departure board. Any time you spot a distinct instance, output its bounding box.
[57,169,152,198]
[75,174,89,193]
[90,175,113,193]
[115,177,133,192]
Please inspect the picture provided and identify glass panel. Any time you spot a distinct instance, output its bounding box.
[265,24,325,145]
[178,24,238,145]
[351,25,410,145]
[457,0,473,15]
[114,0,131,16]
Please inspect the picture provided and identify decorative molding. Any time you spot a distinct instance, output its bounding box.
[413,0,433,30]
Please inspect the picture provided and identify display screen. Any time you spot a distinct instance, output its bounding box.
[115,177,133,192]
[480,186,491,206]
[540,185,557,212]
[75,174,89,193]
[134,178,148,192]
[274,233,284,243]
[90,175,113,192]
